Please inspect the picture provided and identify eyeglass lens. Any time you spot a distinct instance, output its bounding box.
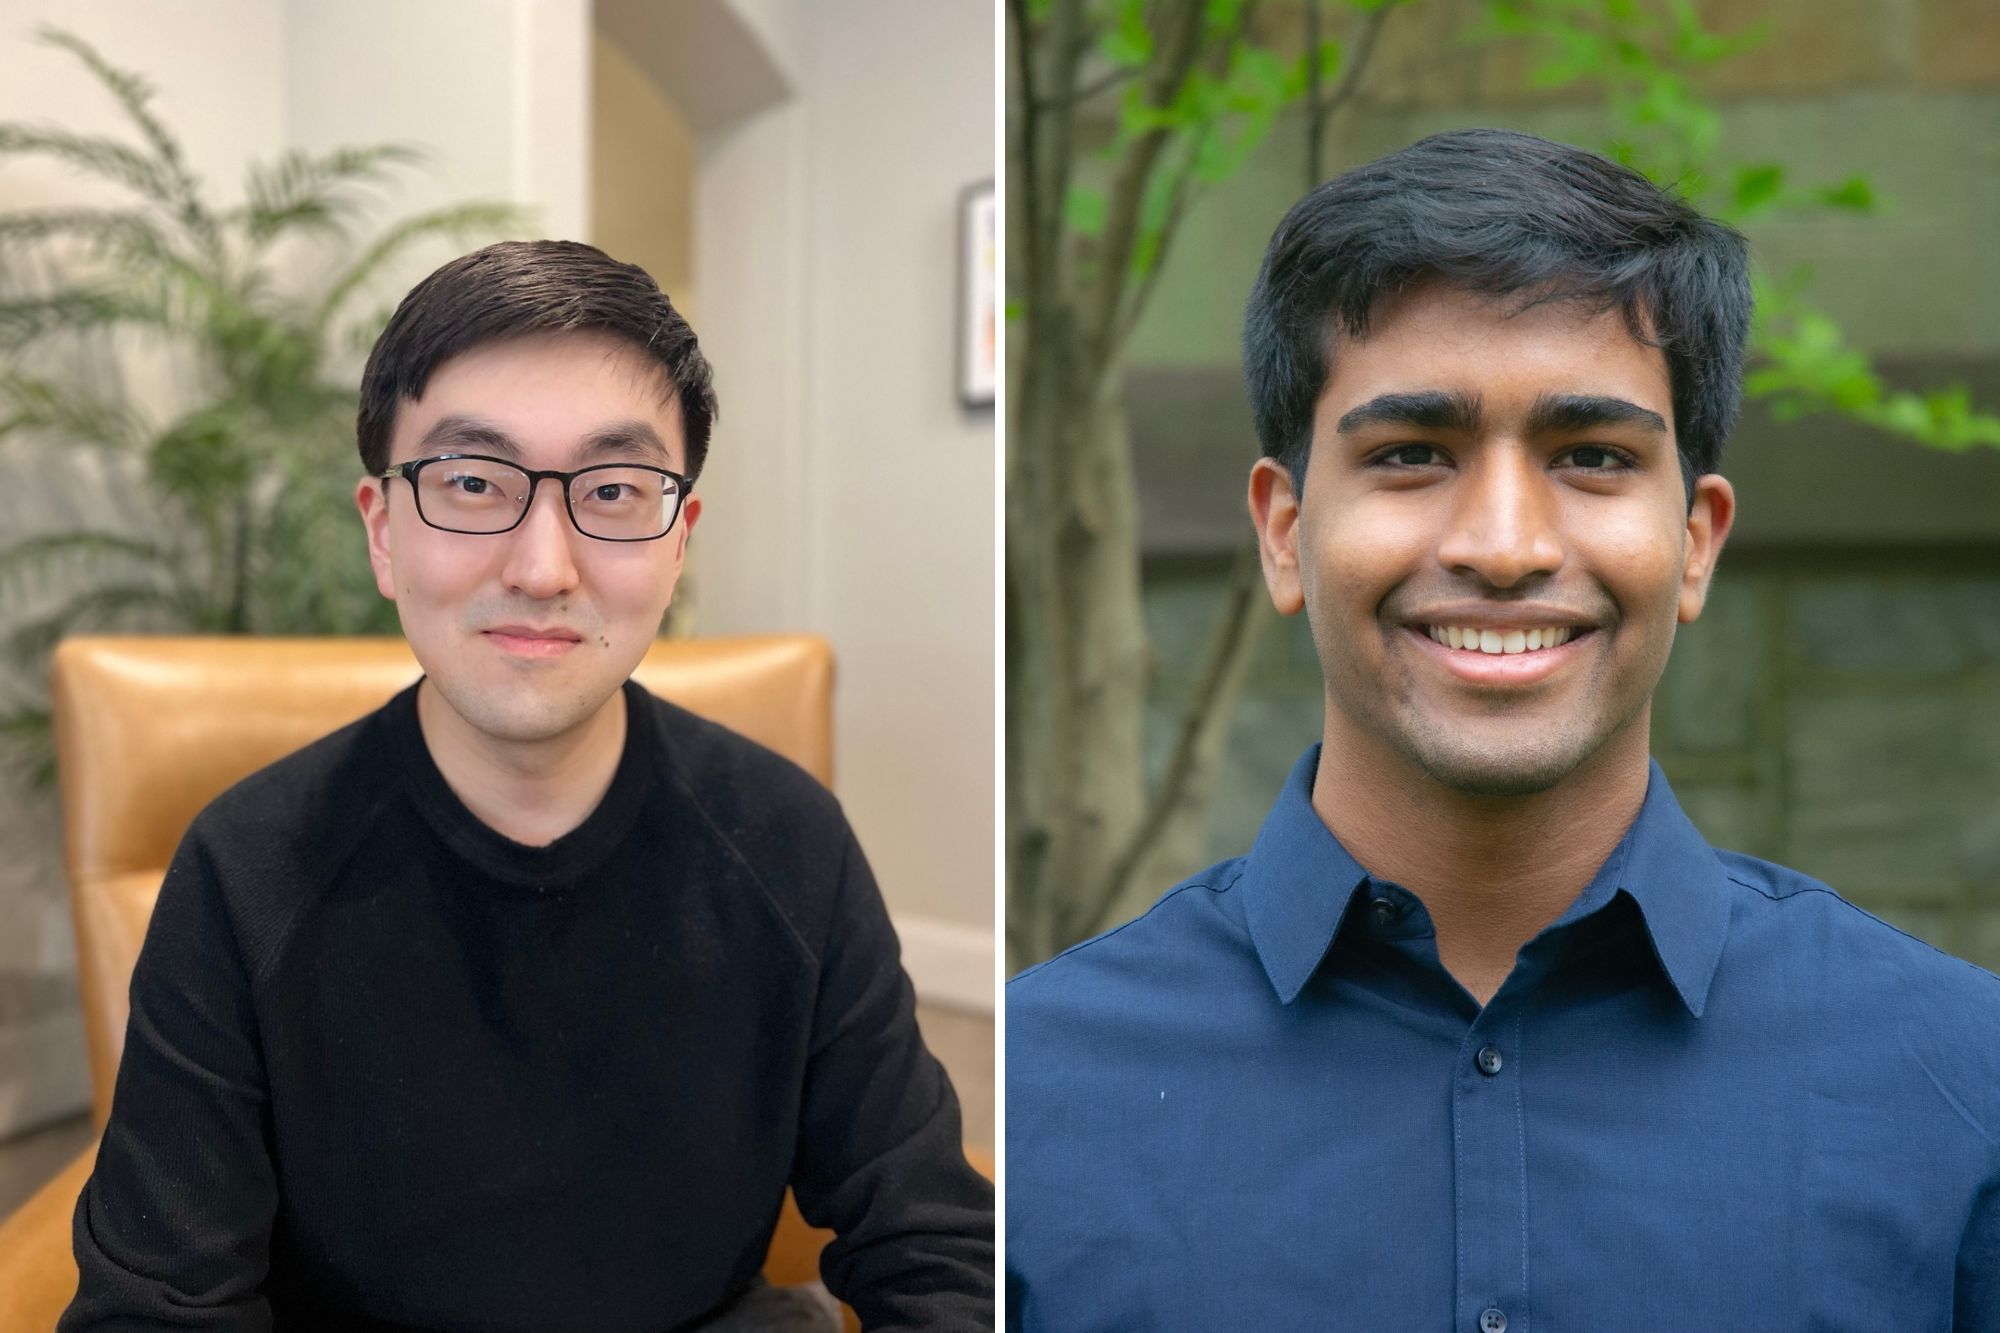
[414,459,681,539]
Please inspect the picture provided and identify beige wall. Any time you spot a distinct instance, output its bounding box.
[801,0,996,947]
[592,32,698,326]
[690,0,996,964]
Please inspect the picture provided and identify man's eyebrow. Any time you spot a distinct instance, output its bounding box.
[1525,392,1668,437]
[1335,389,1484,437]
[416,414,673,466]
[1332,390,1668,440]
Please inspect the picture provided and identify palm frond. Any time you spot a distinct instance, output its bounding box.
[5,579,183,665]
[233,144,426,245]
[0,288,162,348]
[35,28,183,184]
[0,123,172,202]
[0,208,170,260]
[35,27,213,249]
[256,429,387,633]
[343,302,400,357]
[0,697,57,790]
[0,530,175,608]
[312,201,527,335]
[0,372,147,451]
[147,402,256,516]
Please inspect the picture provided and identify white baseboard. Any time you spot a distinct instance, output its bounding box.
[894,916,994,1016]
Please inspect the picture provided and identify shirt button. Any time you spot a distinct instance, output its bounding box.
[1476,1045,1504,1076]
[1369,896,1398,925]
[1480,1308,1508,1333]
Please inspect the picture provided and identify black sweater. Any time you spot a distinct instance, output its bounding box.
[61,677,992,1331]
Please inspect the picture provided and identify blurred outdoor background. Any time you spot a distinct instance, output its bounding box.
[1007,0,2000,970]
[0,0,995,1208]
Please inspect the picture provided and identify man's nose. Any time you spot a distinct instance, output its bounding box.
[499,476,583,598]
[1433,445,1565,588]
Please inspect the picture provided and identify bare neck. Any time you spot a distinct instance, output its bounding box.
[415,679,628,848]
[1311,709,1651,1007]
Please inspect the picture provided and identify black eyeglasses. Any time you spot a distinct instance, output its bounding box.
[380,453,693,542]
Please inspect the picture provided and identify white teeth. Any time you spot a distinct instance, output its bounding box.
[1425,625,1576,654]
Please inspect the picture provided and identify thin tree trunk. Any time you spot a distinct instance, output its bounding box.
[1007,0,1397,968]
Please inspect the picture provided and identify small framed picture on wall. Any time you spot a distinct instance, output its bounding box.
[959,179,996,408]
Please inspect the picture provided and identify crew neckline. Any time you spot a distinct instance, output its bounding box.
[382,675,659,889]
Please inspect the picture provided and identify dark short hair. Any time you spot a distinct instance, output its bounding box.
[1242,128,1751,508]
[356,240,717,479]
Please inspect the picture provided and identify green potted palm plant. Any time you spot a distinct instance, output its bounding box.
[0,27,526,783]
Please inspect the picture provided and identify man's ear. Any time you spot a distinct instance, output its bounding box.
[355,475,397,601]
[1678,473,1735,624]
[673,494,700,560]
[1248,457,1305,616]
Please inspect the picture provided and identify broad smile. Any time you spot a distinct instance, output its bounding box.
[1401,622,1597,687]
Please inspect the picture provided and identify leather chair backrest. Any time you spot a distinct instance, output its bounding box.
[50,634,834,1127]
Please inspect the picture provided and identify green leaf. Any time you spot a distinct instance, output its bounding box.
[0,531,172,607]
[1098,31,1146,68]
[1131,163,1180,277]
[1119,79,1181,134]
[35,28,185,192]
[1816,176,1876,212]
[0,696,57,790]
[1230,45,1288,105]
[0,373,147,451]
[0,208,167,260]
[1478,1,1536,37]
[233,145,423,245]
[0,124,171,202]
[5,580,181,665]
[310,200,524,336]
[0,289,158,348]
[1732,163,1784,213]
[1063,185,1109,236]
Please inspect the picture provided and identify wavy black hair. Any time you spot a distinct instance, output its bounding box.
[357,240,717,480]
[1243,128,1751,510]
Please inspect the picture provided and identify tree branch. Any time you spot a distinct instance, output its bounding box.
[1078,0,1209,362]
[1109,170,1193,355]
[1078,540,1269,938]
[1307,4,1392,181]
[1033,62,1139,112]
[1007,0,1044,288]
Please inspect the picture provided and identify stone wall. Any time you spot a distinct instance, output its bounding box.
[1142,553,2000,974]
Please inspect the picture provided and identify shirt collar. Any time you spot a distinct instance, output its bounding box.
[1241,745,1732,1017]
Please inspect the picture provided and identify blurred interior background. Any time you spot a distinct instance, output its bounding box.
[1006,0,2000,970]
[0,0,995,1212]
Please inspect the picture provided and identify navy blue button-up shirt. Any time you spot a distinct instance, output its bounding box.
[1007,747,2000,1331]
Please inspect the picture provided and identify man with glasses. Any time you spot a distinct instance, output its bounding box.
[62,240,993,1332]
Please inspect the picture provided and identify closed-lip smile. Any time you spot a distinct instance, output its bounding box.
[484,625,582,641]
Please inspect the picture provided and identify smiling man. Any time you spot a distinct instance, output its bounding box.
[1006,130,2000,1330]
[63,241,992,1332]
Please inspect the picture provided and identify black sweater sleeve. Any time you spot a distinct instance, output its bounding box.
[789,828,994,1331]
[60,822,278,1331]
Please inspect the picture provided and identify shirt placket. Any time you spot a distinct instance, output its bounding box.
[1453,1003,1529,1333]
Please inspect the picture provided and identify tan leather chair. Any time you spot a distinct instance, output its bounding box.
[0,633,856,1328]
